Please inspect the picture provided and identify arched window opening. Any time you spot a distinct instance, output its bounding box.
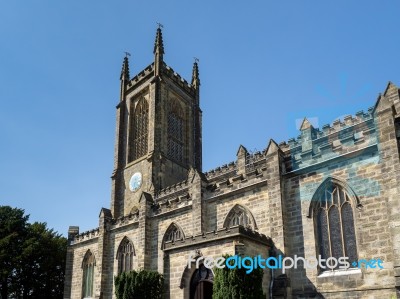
[82,250,95,298]
[117,237,135,274]
[167,101,185,163]
[129,97,149,162]
[166,227,182,242]
[313,182,358,271]
[223,204,256,230]
[162,223,185,249]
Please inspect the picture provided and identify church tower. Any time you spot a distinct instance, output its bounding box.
[111,27,202,218]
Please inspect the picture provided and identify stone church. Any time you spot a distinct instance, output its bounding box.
[63,28,400,299]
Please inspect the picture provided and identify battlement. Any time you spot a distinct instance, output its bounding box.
[244,150,268,171]
[72,228,100,245]
[155,179,190,199]
[204,167,266,201]
[204,161,237,180]
[280,107,374,151]
[281,107,377,172]
[152,178,193,215]
[163,63,196,96]
[110,210,140,228]
[127,63,154,90]
[201,104,378,178]
[153,192,192,216]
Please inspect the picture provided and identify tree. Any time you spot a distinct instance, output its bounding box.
[0,206,67,299]
[114,269,164,299]
[212,255,265,299]
[0,206,28,299]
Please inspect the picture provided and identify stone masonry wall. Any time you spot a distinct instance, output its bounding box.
[282,100,399,298]
[68,239,100,299]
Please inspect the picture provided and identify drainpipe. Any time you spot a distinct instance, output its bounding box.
[268,247,276,299]
[269,268,274,299]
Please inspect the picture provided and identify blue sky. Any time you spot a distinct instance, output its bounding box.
[1,1,399,236]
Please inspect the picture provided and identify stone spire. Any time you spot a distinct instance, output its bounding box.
[153,25,164,76]
[191,59,200,89]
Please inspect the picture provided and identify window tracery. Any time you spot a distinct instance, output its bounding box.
[117,237,135,274]
[313,183,358,271]
[129,97,149,162]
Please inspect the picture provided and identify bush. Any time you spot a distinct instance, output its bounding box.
[114,269,164,299]
[212,255,264,299]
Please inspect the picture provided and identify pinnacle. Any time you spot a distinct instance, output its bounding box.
[120,56,130,81]
[191,59,200,88]
[300,117,313,131]
[153,27,165,55]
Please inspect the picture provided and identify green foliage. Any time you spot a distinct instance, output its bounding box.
[114,269,164,299]
[0,206,67,299]
[212,255,264,299]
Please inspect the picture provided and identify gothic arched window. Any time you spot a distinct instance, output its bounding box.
[167,101,185,163]
[161,223,185,249]
[223,204,257,230]
[82,250,95,298]
[313,182,358,271]
[129,97,149,162]
[117,237,135,274]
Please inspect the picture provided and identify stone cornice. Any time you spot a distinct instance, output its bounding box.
[163,225,273,252]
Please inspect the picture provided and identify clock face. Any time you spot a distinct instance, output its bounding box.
[129,172,142,192]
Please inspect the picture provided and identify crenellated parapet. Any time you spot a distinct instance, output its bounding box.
[153,192,192,216]
[155,179,190,199]
[153,179,192,215]
[204,166,267,201]
[281,108,374,150]
[71,228,100,245]
[244,150,268,172]
[200,103,380,191]
[282,107,377,172]
[126,63,154,91]
[204,161,237,180]
[110,210,140,228]
[162,64,197,96]
[201,104,380,180]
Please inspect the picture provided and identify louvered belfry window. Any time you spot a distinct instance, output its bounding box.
[314,184,358,271]
[167,101,185,163]
[129,97,148,162]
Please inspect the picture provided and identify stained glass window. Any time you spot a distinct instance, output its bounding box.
[314,183,358,271]
[342,202,358,265]
[117,238,135,274]
[316,208,330,261]
[82,250,95,298]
